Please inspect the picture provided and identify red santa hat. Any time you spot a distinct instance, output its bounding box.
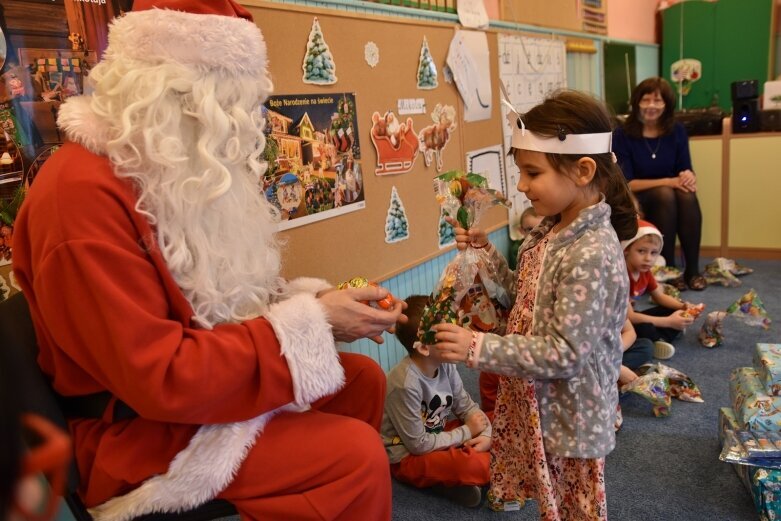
[620,219,664,251]
[105,0,267,80]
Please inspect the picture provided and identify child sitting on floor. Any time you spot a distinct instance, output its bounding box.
[623,219,702,360]
[508,206,543,271]
[381,295,491,508]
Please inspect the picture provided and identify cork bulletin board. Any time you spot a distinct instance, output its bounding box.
[244,1,507,284]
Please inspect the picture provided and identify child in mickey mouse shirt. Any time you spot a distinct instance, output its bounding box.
[381,295,491,508]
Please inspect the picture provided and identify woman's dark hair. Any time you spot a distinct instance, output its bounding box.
[518,90,638,241]
[623,77,677,138]
[395,295,429,354]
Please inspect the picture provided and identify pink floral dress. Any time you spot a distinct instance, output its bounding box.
[488,232,607,521]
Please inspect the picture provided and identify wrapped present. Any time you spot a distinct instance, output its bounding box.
[699,311,727,348]
[659,282,680,300]
[621,371,671,417]
[754,344,781,396]
[750,468,781,521]
[719,408,753,490]
[651,265,682,283]
[727,289,772,330]
[719,407,742,442]
[704,258,743,287]
[729,367,781,431]
[639,363,704,403]
[719,410,781,520]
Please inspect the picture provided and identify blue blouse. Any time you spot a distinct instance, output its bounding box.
[612,122,693,181]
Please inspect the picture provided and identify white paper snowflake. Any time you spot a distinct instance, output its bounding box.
[365,41,380,68]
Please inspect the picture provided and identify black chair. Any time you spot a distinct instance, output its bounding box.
[0,292,238,521]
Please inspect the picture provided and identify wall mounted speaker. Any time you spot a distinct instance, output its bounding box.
[732,99,760,133]
[731,80,759,101]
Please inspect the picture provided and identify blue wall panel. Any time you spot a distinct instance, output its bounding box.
[341,228,510,372]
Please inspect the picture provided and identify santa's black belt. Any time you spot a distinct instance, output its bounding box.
[59,392,138,422]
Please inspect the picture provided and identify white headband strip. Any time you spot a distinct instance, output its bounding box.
[500,94,613,155]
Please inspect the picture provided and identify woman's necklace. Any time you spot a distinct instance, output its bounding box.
[644,136,661,159]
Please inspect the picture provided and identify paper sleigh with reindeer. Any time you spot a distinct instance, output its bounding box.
[369,111,420,175]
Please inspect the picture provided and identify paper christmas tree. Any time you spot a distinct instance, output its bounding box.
[302,17,337,85]
[416,37,438,90]
[437,210,455,248]
[385,186,409,243]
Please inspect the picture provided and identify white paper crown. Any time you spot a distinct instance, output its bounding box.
[500,85,612,155]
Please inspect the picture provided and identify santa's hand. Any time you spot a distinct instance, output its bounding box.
[320,286,406,344]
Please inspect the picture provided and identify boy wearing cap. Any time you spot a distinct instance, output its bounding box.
[622,220,702,359]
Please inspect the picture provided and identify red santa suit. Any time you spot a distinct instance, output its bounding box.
[12,3,390,521]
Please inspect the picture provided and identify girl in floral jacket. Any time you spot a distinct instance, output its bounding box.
[434,90,638,520]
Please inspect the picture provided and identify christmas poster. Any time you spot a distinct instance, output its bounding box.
[262,93,365,231]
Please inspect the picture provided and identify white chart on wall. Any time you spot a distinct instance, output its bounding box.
[498,34,567,239]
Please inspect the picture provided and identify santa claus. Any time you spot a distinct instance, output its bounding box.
[12,1,403,520]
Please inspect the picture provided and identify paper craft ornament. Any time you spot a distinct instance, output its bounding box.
[369,111,419,175]
[418,103,456,172]
[727,289,771,330]
[385,186,409,243]
[416,37,438,90]
[437,210,455,249]
[699,311,726,348]
[671,58,701,96]
[302,17,337,85]
[364,41,379,68]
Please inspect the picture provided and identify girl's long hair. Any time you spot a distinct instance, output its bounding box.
[521,90,638,241]
[623,77,677,138]
[84,53,283,329]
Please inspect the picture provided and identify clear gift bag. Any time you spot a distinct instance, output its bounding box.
[417,172,511,345]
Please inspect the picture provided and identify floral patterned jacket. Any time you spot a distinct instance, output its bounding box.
[475,199,628,458]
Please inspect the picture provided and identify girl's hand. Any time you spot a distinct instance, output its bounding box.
[665,309,694,330]
[432,323,473,362]
[444,217,488,251]
[465,435,492,452]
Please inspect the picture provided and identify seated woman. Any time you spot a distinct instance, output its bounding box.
[613,77,707,291]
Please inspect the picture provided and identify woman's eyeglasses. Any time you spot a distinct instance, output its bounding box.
[639,100,665,108]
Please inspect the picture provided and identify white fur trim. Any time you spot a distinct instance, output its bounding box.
[106,9,267,78]
[89,294,342,521]
[266,292,344,405]
[89,407,290,521]
[284,277,332,297]
[57,96,110,156]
